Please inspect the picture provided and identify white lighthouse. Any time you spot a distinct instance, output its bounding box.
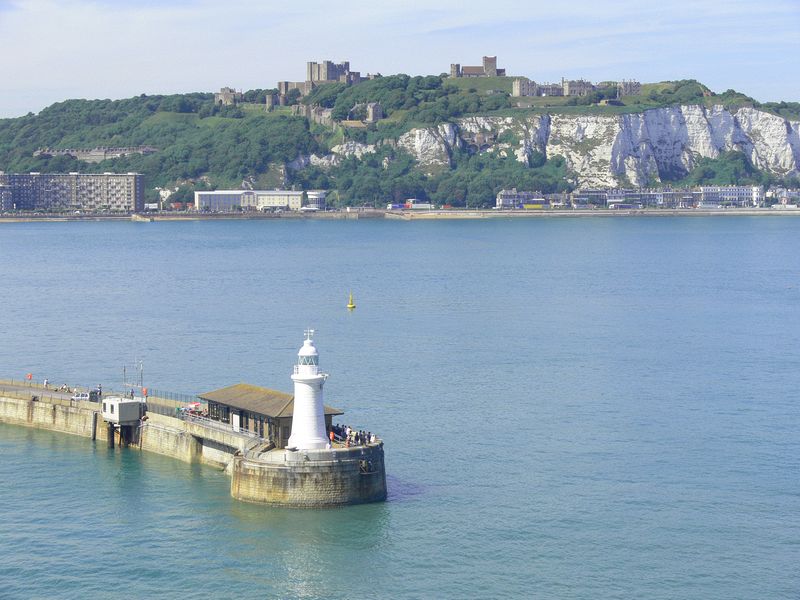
[287,329,330,450]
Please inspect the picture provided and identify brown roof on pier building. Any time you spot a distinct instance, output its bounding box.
[198,383,343,417]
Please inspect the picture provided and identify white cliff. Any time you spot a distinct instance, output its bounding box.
[397,123,460,172]
[288,141,377,171]
[394,105,800,186]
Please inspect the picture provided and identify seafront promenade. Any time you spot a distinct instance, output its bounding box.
[2,207,800,223]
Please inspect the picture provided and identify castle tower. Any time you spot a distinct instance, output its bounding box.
[287,329,329,450]
[482,56,498,77]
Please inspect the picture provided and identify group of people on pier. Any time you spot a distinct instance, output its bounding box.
[330,423,377,447]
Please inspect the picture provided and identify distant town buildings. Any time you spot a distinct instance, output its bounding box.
[193,189,327,212]
[33,146,157,163]
[696,185,764,208]
[215,87,243,106]
[0,172,144,212]
[511,77,641,98]
[306,190,327,210]
[572,185,764,209]
[450,56,506,78]
[495,188,547,209]
[495,186,770,210]
[767,187,800,207]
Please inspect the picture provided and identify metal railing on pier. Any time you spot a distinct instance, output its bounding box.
[145,400,190,418]
[146,389,198,404]
[180,412,262,440]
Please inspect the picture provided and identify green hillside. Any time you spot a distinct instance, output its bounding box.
[1,76,797,208]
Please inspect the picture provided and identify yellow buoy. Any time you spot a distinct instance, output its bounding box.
[347,291,356,310]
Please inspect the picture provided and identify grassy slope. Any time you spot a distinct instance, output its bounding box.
[1,78,795,203]
[445,76,515,94]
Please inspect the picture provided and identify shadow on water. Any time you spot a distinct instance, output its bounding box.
[386,472,426,502]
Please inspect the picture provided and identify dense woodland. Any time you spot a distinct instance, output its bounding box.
[0,77,798,208]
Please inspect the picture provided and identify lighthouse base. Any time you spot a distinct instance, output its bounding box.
[231,443,387,507]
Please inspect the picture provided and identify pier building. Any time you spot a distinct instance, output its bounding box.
[198,382,342,448]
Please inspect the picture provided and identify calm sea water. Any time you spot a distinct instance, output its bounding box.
[1,217,798,599]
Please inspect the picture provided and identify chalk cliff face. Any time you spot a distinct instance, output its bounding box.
[397,124,460,170]
[395,106,800,186]
[288,141,377,171]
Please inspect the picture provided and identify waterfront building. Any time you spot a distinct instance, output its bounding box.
[571,189,609,207]
[638,188,696,209]
[495,188,547,209]
[0,172,144,212]
[569,186,764,209]
[606,189,642,208]
[0,183,12,211]
[698,185,764,207]
[306,190,327,210]
[767,187,800,205]
[193,189,306,212]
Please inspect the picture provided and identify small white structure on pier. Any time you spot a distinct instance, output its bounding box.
[101,396,146,425]
[287,329,330,450]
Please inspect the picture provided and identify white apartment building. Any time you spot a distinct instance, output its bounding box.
[698,186,764,207]
[194,190,306,212]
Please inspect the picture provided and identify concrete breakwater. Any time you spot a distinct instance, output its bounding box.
[0,387,386,507]
[233,444,387,507]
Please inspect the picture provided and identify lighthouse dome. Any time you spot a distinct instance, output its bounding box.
[298,338,318,357]
[297,330,319,367]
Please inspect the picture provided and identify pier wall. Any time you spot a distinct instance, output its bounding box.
[1,393,386,507]
[231,443,387,507]
[0,394,97,438]
[0,394,235,468]
[139,412,202,464]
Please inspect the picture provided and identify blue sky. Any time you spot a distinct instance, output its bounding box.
[0,0,798,118]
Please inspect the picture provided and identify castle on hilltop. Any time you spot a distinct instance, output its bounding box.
[449,56,506,78]
[271,60,378,109]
